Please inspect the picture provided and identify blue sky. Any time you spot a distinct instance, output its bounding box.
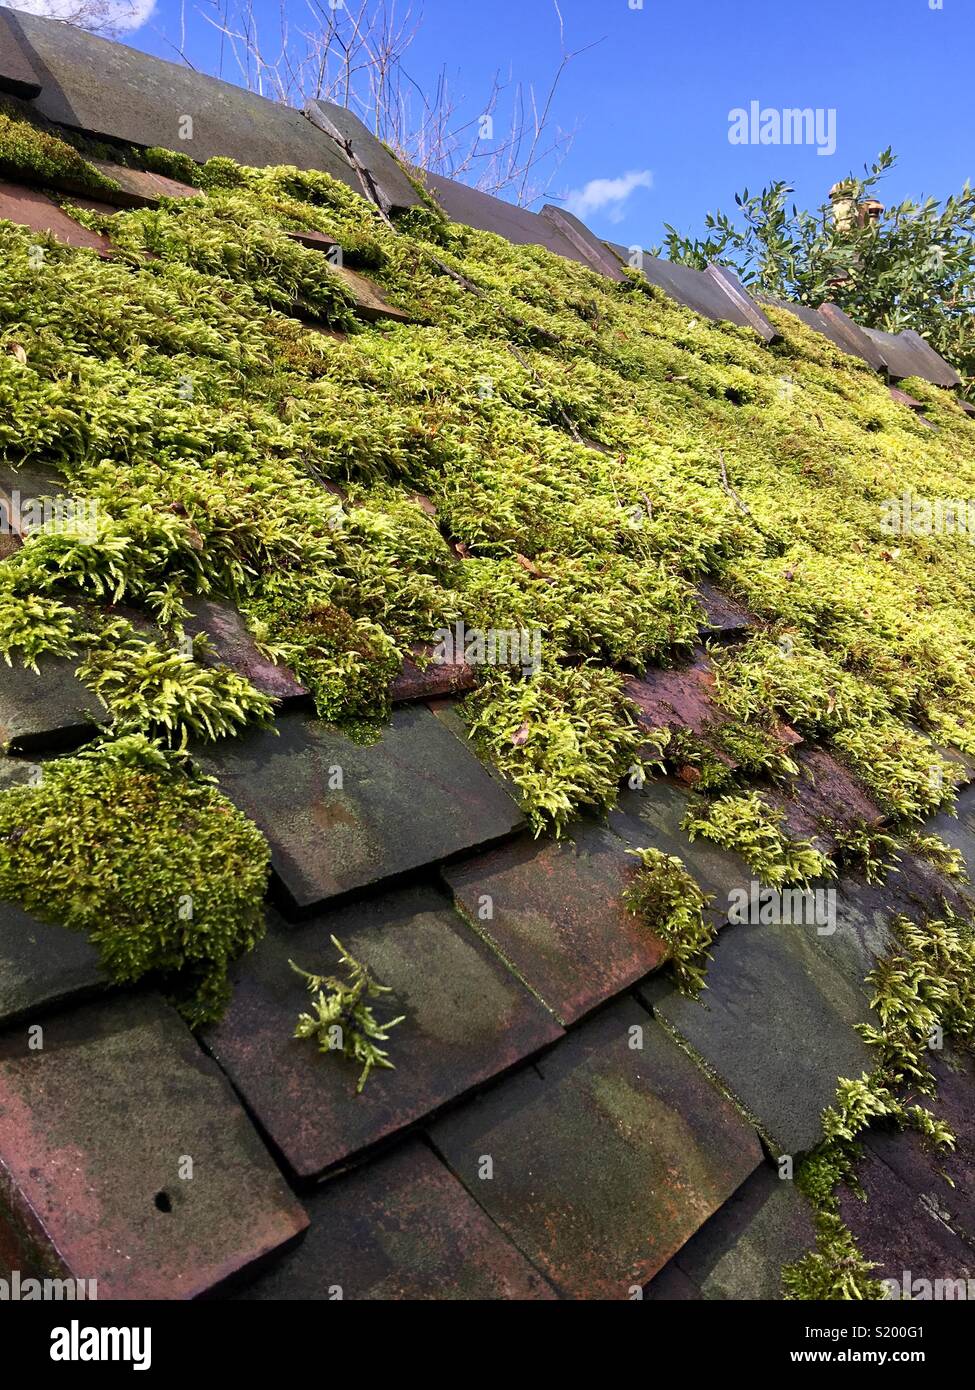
[37,0,975,248]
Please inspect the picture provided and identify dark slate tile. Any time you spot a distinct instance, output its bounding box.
[442,821,667,1025]
[428,997,762,1299]
[824,848,972,1000]
[183,598,309,706]
[7,11,359,188]
[417,168,587,265]
[624,651,730,741]
[1,459,66,559]
[0,993,308,1298]
[695,581,756,641]
[889,385,927,413]
[704,264,778,342]
[640,255,737,324]
[0,898,107,1027]
[861,1047,975,1250]
[202,886,562,1180]
[237,1138,556,1300]
[608,776,753,930]
[838,1148,975,1295]
[304,100,421,215]
[331,265,411,324]
[641,919,874,1156]
[646,1162,816,1300]
[818,303,889,372]
[539,205,627,281]
[0,180,113,255]
[0,10,41,98]
[638,256,775,336]
[862,326,962,389]
[193,705,524,912]
[0,655,106,753]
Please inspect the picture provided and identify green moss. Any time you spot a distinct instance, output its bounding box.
[77,621,274,745]
[4,139,975,841]
[682,790,834,888]
[0,736,269,1024]
[142,146,202,186]
[782,1214,887,1301]
[290,939,405,1093]
[0,105,120,194]
[622,846,716,995]
[783,907,974,1299]
[465,663,655,834]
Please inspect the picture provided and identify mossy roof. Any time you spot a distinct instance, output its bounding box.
[1,57,975,1301]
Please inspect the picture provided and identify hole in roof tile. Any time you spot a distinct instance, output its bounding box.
[153,1190,173,1213]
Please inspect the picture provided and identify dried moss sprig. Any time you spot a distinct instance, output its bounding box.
[289,939,405,1093]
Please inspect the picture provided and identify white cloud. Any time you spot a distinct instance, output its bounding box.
[563,169,653,225]
[1,0,156,34]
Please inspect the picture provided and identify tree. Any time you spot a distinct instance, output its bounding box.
[663,150,975,393]
[1,0,152,36]
[186,0,597,206]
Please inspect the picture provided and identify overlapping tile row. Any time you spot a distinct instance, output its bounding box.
[237,1138,557,1300]
[427,998,764,1299]
[0,10,417,204]
[4,12,967,391]
[201,886,563,1179]
[646,1164,817,1300]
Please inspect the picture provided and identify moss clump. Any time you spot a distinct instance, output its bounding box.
[830,816,900,885]
[290,939,405,1093]
[78,622,274,745]
[783,908,974,1299]
[142,146,201,186]
[622,846,716,995]
[0,105,120,194]
[465,664,655,834]
[682,790,834,888]
[782,1213,887,1301]
[667,719,798,791]
[0,736,269,1024]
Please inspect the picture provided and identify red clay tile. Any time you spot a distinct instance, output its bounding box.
[0,993,308,1298]
[184,598,309,706]
[442,821,667,1025]
[390,643,475,703]
[0,180,113,255]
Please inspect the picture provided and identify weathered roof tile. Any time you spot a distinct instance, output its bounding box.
[428,997,762,1298]
[0,899,106,1028]
[184,598,309,707]
[0,656,105,754]
[194,706,525,912]
[647,1163,817,1300]
[0,992,308,1297]
[202,887,562,1179]
[641,917,874,1155]
[442,820,666,1025]
[237,1138,556,1299]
